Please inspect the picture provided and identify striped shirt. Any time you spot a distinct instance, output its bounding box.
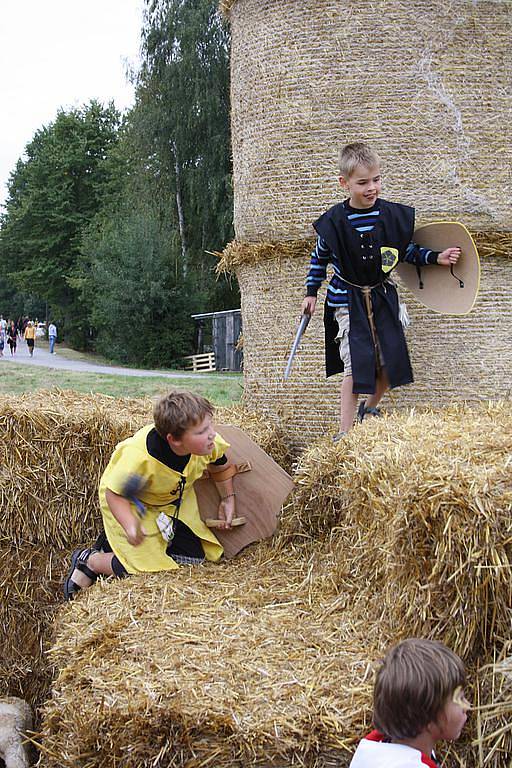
[306,201,438,307]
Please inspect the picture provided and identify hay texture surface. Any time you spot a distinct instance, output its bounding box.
[286,402,512,660]
[0,391,151,548]
[0,546,68,711]
[0,391,290,724]
[226,0,512,241]
[476,643,512,768]
[217,233,512,274]
[0,391,290,549]
[39,546,378,768]
[38,402,512,766]
[235,252,512,451]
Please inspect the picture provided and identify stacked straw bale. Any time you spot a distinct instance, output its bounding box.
[0,547,67,710]
[38,546,379,768]
[0,391,150,548]
[0,390,290,718]
[38,401,511,766]
[475,643,512,768]
[218,0,512,451]
[285,402,512,661]
[0,391,291,549]
[232,253,512,452]
[224,0,511,240]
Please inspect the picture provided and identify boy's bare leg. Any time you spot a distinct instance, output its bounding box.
[88,551,115,576]
[340,375,358,433]
[365,368,389,410]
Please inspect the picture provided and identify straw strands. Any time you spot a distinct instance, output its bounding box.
[34,400,512,766]
[218,0,235,15]
[0,391,151,549]
[285,402,512,660]
[216,233,512,274]
[38,545,379,768]
[475,643,512,768]
[0,546,68,710]
[0,391,291,549]
[0,391,290,727]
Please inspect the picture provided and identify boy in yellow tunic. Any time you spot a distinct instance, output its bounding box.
[64,390,236,600]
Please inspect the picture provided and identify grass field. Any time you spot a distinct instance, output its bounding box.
[0,352,243,406]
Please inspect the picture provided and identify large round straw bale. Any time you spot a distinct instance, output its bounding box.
[219,0,512,451]
[225,0,511,241]
[39,545,378,768]
[285,402,512,660]
[234,250,512,451]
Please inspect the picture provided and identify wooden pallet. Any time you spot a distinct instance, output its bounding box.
[184,352,216,372]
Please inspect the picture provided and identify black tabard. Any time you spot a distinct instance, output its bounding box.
[314,199,415,394]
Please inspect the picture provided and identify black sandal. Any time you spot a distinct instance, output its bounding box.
[63,548,98,601]
[357,400,382,423]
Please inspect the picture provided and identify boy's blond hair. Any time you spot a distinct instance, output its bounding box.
[338,142,380,178]
[153,390,214,438]
[373,638,465,740]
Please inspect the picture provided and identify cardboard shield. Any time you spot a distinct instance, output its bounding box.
[195,425,294,559]
[396,222,480,315]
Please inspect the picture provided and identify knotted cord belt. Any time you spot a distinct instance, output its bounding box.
[339,276,387,372]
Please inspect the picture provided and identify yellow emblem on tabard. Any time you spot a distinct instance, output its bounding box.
[381,247,399,273]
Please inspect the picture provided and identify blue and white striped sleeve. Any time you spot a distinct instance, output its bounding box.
[403,242,439,266]
[305,236,331,296]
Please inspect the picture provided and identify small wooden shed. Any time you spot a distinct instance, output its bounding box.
[191,309,243,372]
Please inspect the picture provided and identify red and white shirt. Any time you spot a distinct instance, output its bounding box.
[350,731,439,768]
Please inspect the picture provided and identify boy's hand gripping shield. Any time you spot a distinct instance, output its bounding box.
[195,425,294,558]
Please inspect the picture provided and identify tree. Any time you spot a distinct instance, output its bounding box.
[73,0,238,367]
[0,101,123,345]
[0,1,238,363]
[78,206,208,366]
[134,0,235,298]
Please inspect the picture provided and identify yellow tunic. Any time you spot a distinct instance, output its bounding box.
[99,425,229,574]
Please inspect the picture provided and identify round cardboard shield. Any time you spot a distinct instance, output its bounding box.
[194,425,294,559]
[395,222,480,315]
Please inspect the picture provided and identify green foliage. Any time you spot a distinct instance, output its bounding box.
[78,207,207,367]
[134,0,235,289]
[0,1,238,365]
[0,102,123,344]
[75,0,238,366]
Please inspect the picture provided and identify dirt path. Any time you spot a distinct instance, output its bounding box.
[0,340,234,380]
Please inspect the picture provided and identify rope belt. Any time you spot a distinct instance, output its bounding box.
[340,277,388,372]
[361,286,381,371]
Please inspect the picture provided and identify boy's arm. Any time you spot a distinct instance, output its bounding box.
[105,488,146,546]
[207,460,236,529]
[403,242,461,267]
[301,236,331,316]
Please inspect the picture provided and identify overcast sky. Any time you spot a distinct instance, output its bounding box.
[0,0,144,210]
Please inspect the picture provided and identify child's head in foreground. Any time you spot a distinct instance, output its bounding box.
[374,638,469,745]
[338,142,382,209]
[153,390,216,454]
